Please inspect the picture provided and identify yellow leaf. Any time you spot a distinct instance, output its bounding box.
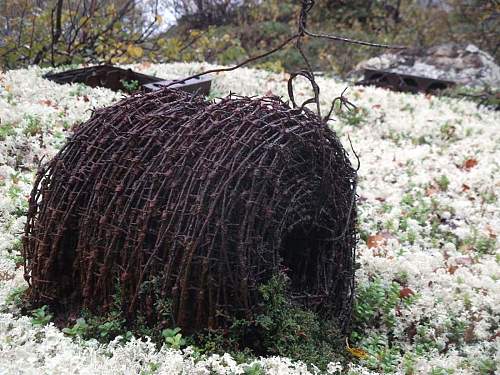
[347,346,369,359]
[190,30,201,37]
[346,338,369,359]
[155,15,163,25]
[127,44,143,58]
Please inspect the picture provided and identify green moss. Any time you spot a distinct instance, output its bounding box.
[23,115,43,137]
[436,175,450,191]
[0,122,16,141]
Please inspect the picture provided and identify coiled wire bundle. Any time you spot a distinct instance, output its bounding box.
[23,87,357,332]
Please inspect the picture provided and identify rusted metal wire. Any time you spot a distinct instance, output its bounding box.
[23,90,357,331]
[22,0,399,334]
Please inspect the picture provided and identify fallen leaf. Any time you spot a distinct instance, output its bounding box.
[347,346,369,359]
[39,99,53,106]
[367,234,386,249]
[346,338,369,359]
[463,159,478,170]
[426,185,439,196]
[461,184,470,192]
[399,287,414,299]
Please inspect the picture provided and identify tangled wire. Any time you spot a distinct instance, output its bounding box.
[22,0,405,333]
[23,89,357,332]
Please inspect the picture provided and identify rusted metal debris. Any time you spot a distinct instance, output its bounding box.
[143,76,212,95]
[43,65,212,95]
[356,68,455,93]
[23,88,357,333]
[43,65,163,91]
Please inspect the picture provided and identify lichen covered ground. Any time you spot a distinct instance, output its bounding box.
[0,63,498,374]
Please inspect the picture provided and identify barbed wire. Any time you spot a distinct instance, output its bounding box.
[23,0,399,336]
[24,89,358,333]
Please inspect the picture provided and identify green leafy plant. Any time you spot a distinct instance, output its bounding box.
[414,323,444,355]
[23,115,42,137]
[62,318,89,337]
[30,305,53,326]
[5,239,23,264]
[69,83,88,97]
[475,236,496,255]
[350,279,421,373]
[98,318,126,340]
[359,334,401,373]
[120,79,140,93]
[475,358,496,375]
[253,274,344,369]
[440,122,457,141]
[244,363,265,375]
[0,122,16,141]
[436,175,450,191]
[190,274,345,370]
[462,229,497,255]
[140,362,160,375]
[162,327,186,349]
[352,279,400,334]
[4,285,28,308]
[338,107,367,127]
[430,367,454,375]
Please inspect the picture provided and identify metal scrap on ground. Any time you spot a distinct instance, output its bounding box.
[44,64,212,96]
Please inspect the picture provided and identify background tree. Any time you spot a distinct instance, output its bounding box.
[1,0,498,74]
[0,0,164,69]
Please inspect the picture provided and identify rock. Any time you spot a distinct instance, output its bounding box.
[355,43,500,89]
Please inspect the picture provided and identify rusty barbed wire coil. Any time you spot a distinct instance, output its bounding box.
[23,88,357,332]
